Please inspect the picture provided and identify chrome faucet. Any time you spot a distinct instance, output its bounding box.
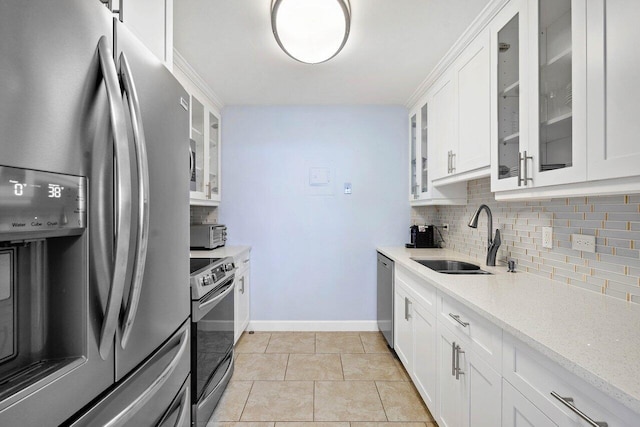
[467,204,501,266]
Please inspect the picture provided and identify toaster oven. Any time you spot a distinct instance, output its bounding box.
[190,224,227,249]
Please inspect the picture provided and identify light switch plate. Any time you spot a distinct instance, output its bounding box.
[542,227,553,249]
[571,234,596,253]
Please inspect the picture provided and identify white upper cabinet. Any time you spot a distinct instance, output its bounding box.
[491,0,529,192]
[116,0,173,68]
[431,73,457,181]
[529,0,587,187]
[174,70,223,205]
[455,29,492,175]
[409,98,466,206]
[586,0,640,181]
[492,0,588,193]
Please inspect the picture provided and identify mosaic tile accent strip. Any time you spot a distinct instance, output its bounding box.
[412,177,640,303]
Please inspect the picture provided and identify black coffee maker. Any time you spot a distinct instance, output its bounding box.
[406,225,438,248]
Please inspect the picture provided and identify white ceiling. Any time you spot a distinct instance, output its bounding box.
[174,0,491,106]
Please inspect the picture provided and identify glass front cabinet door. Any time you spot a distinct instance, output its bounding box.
[409,101,430,202]
[491,0,529,192]
[492,0,586,192]
[189,94,221,204]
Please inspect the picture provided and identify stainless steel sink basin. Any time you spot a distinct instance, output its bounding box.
[411,259,492,275]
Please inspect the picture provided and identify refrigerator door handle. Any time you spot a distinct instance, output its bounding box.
[118,51,150,349]
[97,36,134,360]
[103,327,189,427]
[158,382,190,427]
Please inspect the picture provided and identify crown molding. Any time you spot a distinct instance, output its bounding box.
[405,0,509,109]
[173,49,225,111]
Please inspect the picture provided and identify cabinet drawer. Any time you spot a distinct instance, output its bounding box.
[503,333,637,427]
[396,265,436,316]
[437,293,502,372]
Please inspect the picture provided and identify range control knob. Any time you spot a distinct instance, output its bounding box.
[225,263,235,272]
[202,276,210,286]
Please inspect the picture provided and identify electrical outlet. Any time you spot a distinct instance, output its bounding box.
[571,234,596,253]
[542,227,553,249]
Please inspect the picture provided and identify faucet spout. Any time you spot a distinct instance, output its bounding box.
[467,204,501,266]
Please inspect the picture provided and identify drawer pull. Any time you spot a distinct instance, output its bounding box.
[455,344,465,380]
[451,341,456,376]
[404,297,412,321]
[550,392,608,427]
[449,313,469,327]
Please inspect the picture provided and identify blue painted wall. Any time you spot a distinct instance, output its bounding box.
[219,105,409,321]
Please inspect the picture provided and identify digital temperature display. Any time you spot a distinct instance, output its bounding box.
[0,165,86,235]
[11,182,64,198]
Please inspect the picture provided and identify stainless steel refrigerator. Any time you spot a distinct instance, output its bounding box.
[0,0,190,425]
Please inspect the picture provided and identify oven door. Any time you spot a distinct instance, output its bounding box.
[191,278,235,425]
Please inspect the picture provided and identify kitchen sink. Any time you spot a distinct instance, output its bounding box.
[411,259,492,275]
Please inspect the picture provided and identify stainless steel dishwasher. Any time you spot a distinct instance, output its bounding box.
[377,252,394,348]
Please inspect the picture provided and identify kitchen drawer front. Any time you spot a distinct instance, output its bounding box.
[437,293,502,372]
[396,265,436,316]
[503,333,637,427]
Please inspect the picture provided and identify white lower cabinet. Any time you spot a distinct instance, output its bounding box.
[503,380,556,427]
[503,333,636,427]
[393,284,413,368]
[436,320,501,427]
[391,263,639,427]
[412,302,437,410]
[233,250,251,344]
[393,267,437,410]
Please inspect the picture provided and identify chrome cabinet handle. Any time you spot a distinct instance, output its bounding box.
[451,341,456,376]
[243,258,250,264]
[404,297,411,320]
[97,36,133,360]
[240,276,245,294]
[518,151,523,186]
[455,344,465,380]
[104,327,189,427]
[449,313,469,327]
[550,392,608,427]
[518,151,533,187]
[119,52,150,350]
[447,151,451,173]
[450,151,456,173]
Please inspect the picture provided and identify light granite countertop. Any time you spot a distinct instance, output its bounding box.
[190,245,251,259]
[377,246,640,415]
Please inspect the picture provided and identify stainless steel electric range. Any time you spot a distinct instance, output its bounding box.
[189,257,235,425]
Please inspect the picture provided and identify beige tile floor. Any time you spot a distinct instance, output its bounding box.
[205,332,437,427]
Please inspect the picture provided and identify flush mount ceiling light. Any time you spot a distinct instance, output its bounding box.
[271,0,351,64]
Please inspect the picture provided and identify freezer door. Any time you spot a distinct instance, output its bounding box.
[65,321,191,427]
[0,1,117,425]
[114,19,191,380]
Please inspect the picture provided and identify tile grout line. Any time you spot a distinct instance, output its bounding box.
[373,379,390,422]
[238,379,255,423]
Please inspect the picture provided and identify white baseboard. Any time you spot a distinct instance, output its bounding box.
[247,320,379,332]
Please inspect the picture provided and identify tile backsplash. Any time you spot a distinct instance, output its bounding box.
[190,206,218,225]
[413,177,640,303]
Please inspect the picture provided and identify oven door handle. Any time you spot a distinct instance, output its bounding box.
[199,281,235,312]
[192,280,235,322]
[102,327,189,427]
[118,51,150,350]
